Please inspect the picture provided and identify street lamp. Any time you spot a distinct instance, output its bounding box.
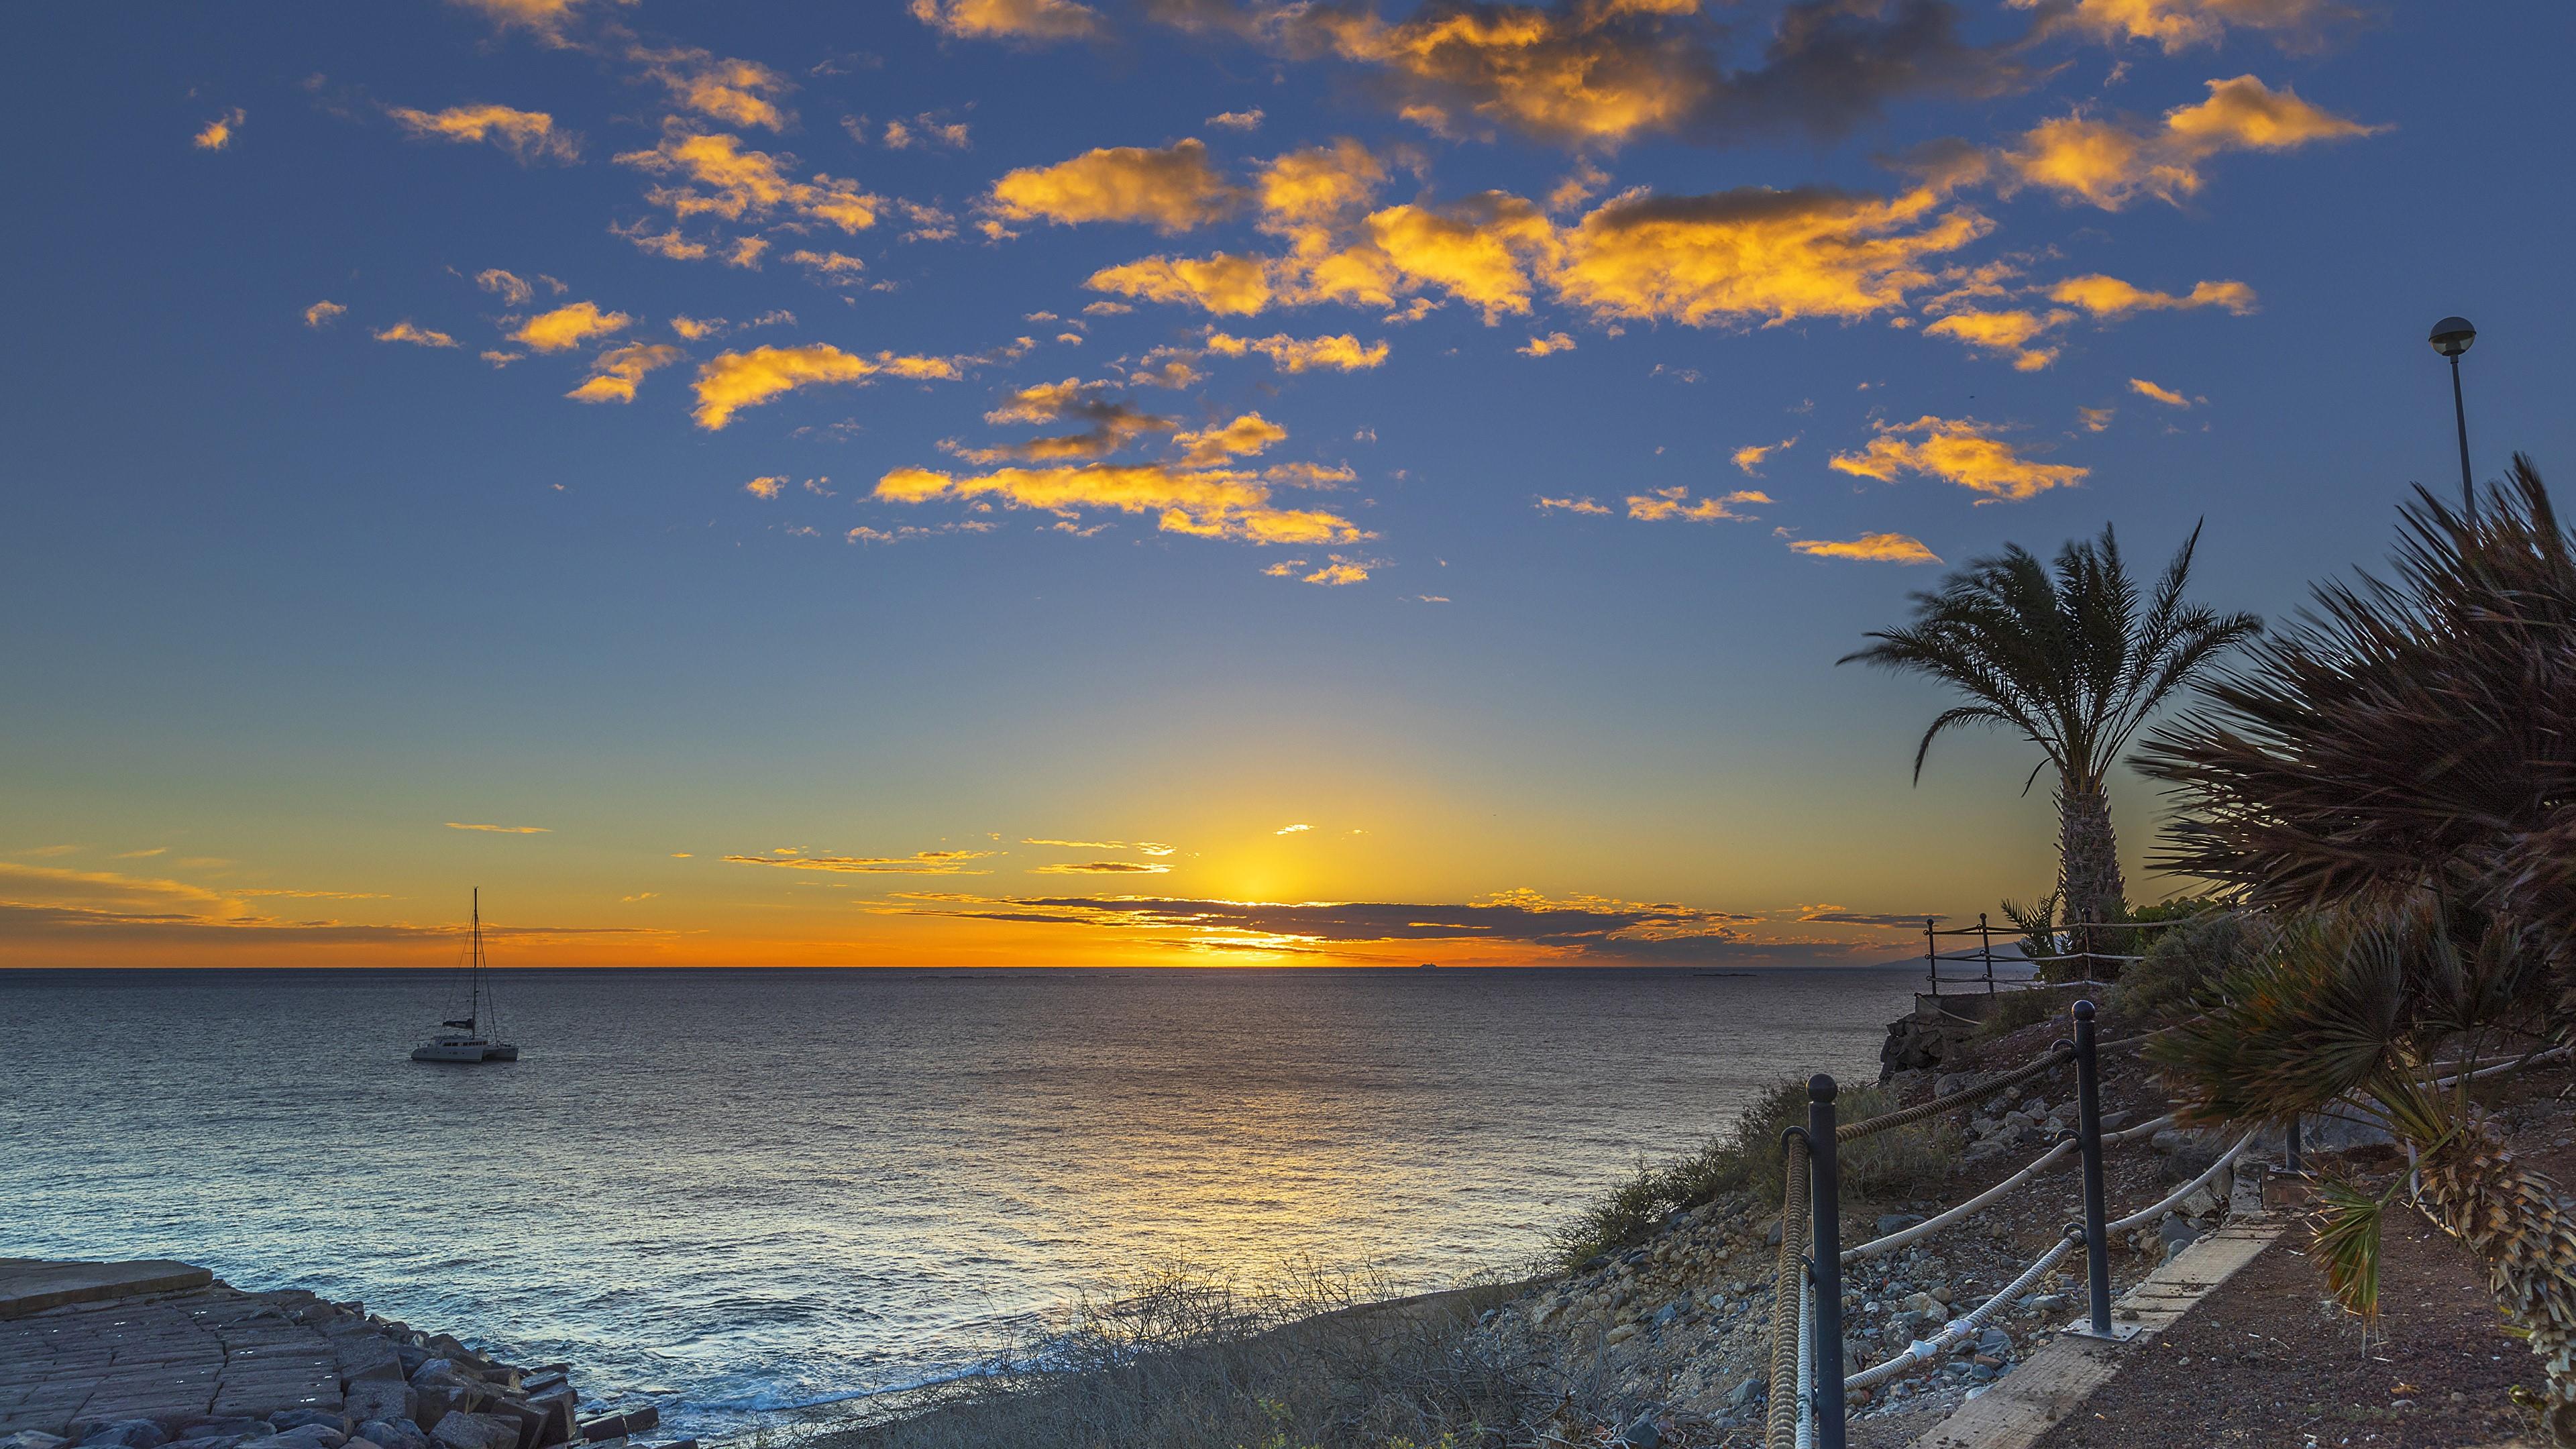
[2429,316,2476,510]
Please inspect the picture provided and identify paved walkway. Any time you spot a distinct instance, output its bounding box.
[0,1263,343,1437]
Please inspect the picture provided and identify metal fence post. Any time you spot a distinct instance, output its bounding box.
[1979,912,1994,995]
[1808,1075,1846,1446]
[1925,918,1939,998]
[2072,1000,2114,1336]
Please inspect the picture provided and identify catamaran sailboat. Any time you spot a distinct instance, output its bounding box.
[412,888,520,1063]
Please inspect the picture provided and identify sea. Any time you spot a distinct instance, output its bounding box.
[0,967,1921,1439]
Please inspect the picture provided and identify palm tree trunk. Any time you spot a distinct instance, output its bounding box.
[2413,1120,2576,1446]
[2056,784,2125,977]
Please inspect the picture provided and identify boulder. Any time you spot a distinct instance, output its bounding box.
[174,1424,267,1442]
[428,1418,517,1449]
[337,1338,407,1385]
[266,1418,345,1438]
[2157,1214,2202,1258]
[233,1430,344,1449]
[7,1434,72,1449]
[342,1385,413,1430]
[356,1424,425,1449]
[162,1438,247,1449]
[1613,1413,1662,1449]
[79,1424,169,1449]
[411,1366,486,1430]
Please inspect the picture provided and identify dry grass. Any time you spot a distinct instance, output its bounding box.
[810,1261,1543,1449]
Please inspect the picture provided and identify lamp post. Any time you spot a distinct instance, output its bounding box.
[2429,316,2477,510]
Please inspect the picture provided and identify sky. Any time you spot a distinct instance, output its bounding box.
[4,0,2571,969]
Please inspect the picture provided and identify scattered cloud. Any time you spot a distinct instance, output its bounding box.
[1207,108,1265,131]
[389,103,582,164]
[722,849,1000,873]
[1173,411,1288,466]
[911,0,1103,43]
[2001,74,2379,210]
[1536,494,1611,515]
[1203,331,1389,372]
[2078,405,2117,432]
[875,459,1366,545]
[1732,436,1796,474]
[566,343,684,403]
[1517,331,1577,357]
[616,127,882,234]
[446,821,549,833]
[1921,307,2071,370]
[692,344,963,429]
[374,321,458,348]
[956,378,1177,462]
[1829,415,2086,501]
[445,0,600,43]
[2129,376,2192,407]
[1627,485,1768,523]
[2046,274,2256,317]
[1024,838,1179,855]
[1275,822,1313,835]
[476,268,535,306]
[745,476,787,498]
[303,301,347,329]
[509,301,632,353]
[988,139,1245,233]
[1031,859,1175,874]
[2015,0,2357,54]
[194,108,245,151]
[1789,532,1942,564]
[632,45,796,131]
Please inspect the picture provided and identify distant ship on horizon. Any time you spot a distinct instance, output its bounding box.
[411,888,519,1064]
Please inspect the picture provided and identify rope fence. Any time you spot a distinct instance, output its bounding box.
[1919,914,2197,998]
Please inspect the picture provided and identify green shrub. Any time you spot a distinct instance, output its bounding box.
[1974,986,2068,1040]
[1546,1077,1957,1267]
[2116,908,2268,1022]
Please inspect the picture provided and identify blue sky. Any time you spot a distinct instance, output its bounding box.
[5,0,2571,967]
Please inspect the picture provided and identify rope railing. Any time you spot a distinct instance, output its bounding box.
[1764,1131,1814,1449]
[1843,1235,2078,1393]
[1837,1046,2073,1142]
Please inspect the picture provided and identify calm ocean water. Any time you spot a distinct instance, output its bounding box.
[1,967,1917,1438]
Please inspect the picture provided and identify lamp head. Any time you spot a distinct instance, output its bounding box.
[2430,316,2477,358]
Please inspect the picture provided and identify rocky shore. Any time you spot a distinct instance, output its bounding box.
[0,1267,681,1449]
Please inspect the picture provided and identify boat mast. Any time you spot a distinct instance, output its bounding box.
[470,886,482,1034]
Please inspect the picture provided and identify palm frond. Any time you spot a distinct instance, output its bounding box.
[2310,1174,2394,1322]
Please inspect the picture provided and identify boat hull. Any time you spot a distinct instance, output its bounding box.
[411,1039,518,1063]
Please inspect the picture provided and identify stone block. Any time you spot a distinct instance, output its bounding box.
[341,1384,412,1429]
[427,1417,517,1449]
[78,1423,169,1449]
[354,1424,423,1449]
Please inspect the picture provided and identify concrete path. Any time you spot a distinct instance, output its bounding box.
[1908,1171,2286,1449]
[0,1264,341,1437]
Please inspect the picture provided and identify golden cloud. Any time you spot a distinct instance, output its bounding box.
[1829,415,2086,501]
[194,108,244,151]
[1032,859,1175,874]
[1203,331,1389,371]
[875,461,1367,545]
[1086,252,1275,315]
[1627,484,1768,523]
[1536,494,1611,515]
[1732,436,1795,474]
[2129,376,2192,407]
[446,0,598,40]
[724,849,999,874]
[616,128,881,233]
[1257,138,1389,227]
[2046,273,2256,317]
[1790,533,1941,564]
[961,378,1177,461]
[1557,183,1987,327]
[2018,0,2353,54]
[303,301,347,329]
[1364,193,1560,322]
[509,301,633,353]
[389,104,581,164]
[633,46,796,131]
[2002,74,2377,209]
[1173,411,1289,466]
[1921,307,2071,370]
[566,343,684,404]
[1517,331,1576,356]
[1298,556,1373,586]
[374,321,458,348]
[447,821,549,833]
[745,476,787,499]
[692,343,963,429]
[476,268,535,305]
[1025,838,1177,855]
[911,0,1103,42]
[989,138,1245,232]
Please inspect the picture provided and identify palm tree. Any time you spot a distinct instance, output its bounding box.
[2151,908,2573,1444]
[2143,457,2576,1016]
[1840,523,2260,960]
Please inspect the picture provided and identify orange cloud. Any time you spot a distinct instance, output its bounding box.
[1203,331,1389,372]
[1087,252,1274,315]
[1732,437,1795,474]
[476,268,535,305]
[1829,416,2086,502]
[1517,331,1577,356]
[911,0,1102,42]
[989,139,1245,232]
[446,0,598,41]
[1172,411,1288,466]
[389,103,580,164]
[875,461,1366,545]
[1364,192,1560,322]
[1256,138,1389,228]
[2129,376,2192,407]
[447,821,549,833]
[566,343,684,404]
[1790,533,1942,564]
[1626,485,1768,523]
[303,301,346,329]
[2019,0,2354,54]
[1536,495,1611,515]
[194,108,244,151]
[509,301,632,353]
[692,343,963,429]
[2002,75,2378,209]
[1557,183,1987,327]
[616,128,881,233]
[1921,307,2071,370]
[632,46,796,131]
[2046,273,2257,317]
[724,849,998,874]
[374,321,458,348]
[953,378,1177,462]
[745,476,787,499]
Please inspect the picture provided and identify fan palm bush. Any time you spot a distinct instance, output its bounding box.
[1843,524,2259,977]
[2150,908,2573,1442]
